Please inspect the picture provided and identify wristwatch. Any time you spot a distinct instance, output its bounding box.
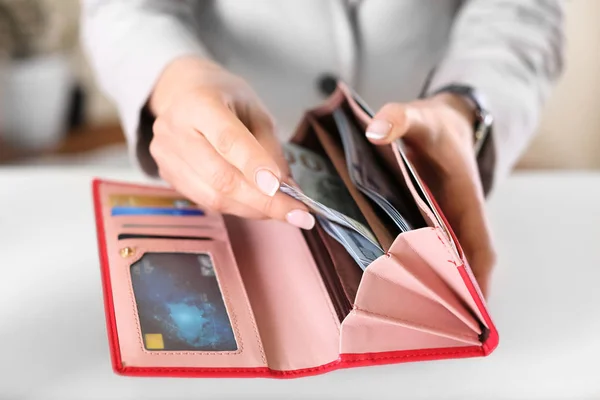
[431,84,494,157]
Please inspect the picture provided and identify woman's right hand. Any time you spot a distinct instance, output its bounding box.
[148,56,315,229]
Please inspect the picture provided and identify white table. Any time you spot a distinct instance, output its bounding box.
[1,166,599,400]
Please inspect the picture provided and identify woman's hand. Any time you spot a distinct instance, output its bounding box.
[148,56,315,229]
[367,94,496,297]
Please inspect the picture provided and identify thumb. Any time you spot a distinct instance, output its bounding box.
[366,102,434,147]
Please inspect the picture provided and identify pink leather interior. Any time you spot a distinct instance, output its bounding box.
[224,216,341,371]
[99,183,267,369]
[399,227,486,325]
[385,229,482,333]
[97,181,340,371]
[340,228,482,354]
[340,310,477,354]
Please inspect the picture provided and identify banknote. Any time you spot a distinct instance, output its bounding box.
[282,143,379,246]
[279,181,379,246]
[317,216,384,271]
[283,142,365,222]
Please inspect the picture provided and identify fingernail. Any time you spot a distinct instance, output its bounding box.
[366,120,392,140]
[286,210,315,230]
[255,169,280,196]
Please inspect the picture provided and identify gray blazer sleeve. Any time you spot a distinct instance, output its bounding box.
[80,0,208,175]
[425,0,566,193]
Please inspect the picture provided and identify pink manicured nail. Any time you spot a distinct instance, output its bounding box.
[366,120,392,140]
[255,169,280,196]
[286,210,315,230]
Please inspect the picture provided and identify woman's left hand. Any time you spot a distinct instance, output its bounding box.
[367,94,496,297]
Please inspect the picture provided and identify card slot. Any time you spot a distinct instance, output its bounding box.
[98,181,227,241]
[121,223,218,230]
[117,234,213,241]
[113,224,228,242]
[108,213,224,226]
[106,237,267,369]
[105,214,229,243]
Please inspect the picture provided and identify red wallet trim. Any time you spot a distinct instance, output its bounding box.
[421,184,499,353]
[93,178,126,373]
[110,346,483,378]
[458,267,499,354]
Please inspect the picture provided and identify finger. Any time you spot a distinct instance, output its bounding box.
[150,137,266,219]
[172,131,314,229]
[366,102,437,147]
[246,102,291,178]
[181,93,283,197]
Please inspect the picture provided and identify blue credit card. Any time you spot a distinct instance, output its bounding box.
[109,194,204,217]
[111,207,204,216]
[130,252,237,352]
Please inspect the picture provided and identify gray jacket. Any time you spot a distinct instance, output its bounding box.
[81,0,565,191]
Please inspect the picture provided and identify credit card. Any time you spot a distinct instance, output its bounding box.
[109,194,204,217]
[110,194,197,208]
[111,207,204,216]
[279,181,379,246]
[130,252,237,351]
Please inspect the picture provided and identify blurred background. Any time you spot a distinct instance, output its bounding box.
[0,0,599,170]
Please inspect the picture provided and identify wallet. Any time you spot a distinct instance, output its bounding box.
[92,83,498,378]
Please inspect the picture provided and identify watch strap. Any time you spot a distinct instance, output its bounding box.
[430,84,493,158]
[425,83,497,196]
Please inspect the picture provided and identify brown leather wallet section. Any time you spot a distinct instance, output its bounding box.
[302,223,361,320]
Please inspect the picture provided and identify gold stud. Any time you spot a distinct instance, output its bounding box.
[120,247,135,258]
